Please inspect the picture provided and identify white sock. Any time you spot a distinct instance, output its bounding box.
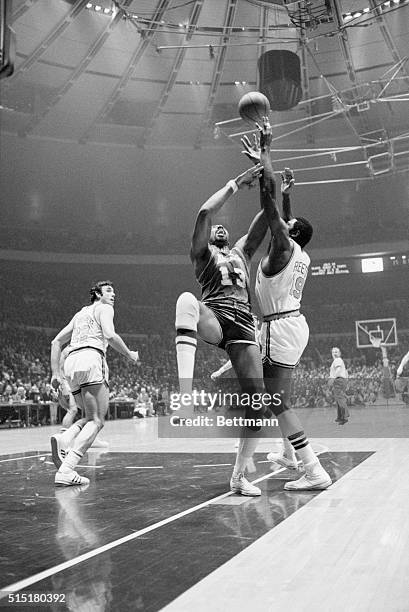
[288,431,317,468]
[176,335,197,395]
[59,449,83,474]
[60,422,83,448]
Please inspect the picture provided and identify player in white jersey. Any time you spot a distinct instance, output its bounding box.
[257,117,331,490]
[49,280,139,486]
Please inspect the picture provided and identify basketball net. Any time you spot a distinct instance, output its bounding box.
[369,334,382,349]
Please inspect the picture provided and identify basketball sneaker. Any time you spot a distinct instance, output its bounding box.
[55,470,90,487]
[50,433,67,469]
[266,450,300,471]
[284,468,331,491]
[230,473,261,496]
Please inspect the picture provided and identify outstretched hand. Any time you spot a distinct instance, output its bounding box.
[241,133,260,165]
[280,167,295,194]
[234,163,264,189]
[256,116,272,149]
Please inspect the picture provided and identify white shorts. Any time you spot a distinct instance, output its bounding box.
[64,348,109,395]
[260,314,309,369]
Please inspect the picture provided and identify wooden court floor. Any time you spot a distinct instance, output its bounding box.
[1,405,409,612]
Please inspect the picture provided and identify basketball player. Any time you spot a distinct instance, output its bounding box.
[256,117,331,490]
[50,280,139,486]
[328,347,349,424]
[175,163,270,497]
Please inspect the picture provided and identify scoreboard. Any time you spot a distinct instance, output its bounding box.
[310,252,408,276]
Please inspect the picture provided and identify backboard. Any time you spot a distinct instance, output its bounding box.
[355,318,397,349]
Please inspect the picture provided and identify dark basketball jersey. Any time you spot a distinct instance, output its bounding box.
[196,245,250,304]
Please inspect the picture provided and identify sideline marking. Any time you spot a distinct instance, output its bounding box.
[125,466,163,469]
[193,463,232,468]
[0,454,44,464]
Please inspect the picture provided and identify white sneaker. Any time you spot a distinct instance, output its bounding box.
[55,470,90,487]
[266,451,300,471]
[50,434,67,469]
[284,470,332,491]
[230,473,261,496]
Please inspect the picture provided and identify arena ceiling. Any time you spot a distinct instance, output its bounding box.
[1,0,409,184]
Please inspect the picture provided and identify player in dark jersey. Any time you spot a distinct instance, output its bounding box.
[175,163,270,496]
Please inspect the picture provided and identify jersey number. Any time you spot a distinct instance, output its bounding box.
[219,264,246,288]
[290,274,306,299]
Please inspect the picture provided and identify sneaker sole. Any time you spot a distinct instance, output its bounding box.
[230,487,261,497]
[50,436,62,469]
[55,477,90,487]
[284,478,332,491]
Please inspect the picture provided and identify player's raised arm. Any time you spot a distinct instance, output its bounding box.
[190,164,263,263]
[259,118,291,253]
[281,168,295,222]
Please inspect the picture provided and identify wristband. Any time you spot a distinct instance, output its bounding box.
[226,179,238,194]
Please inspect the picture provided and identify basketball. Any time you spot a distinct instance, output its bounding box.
[238,91,270,124]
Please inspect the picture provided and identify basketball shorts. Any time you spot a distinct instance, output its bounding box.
[203,299,257,351]
[64,348,109,395]
[260,314,309,368]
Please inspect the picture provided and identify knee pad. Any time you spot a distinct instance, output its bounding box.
[175,292,199,332]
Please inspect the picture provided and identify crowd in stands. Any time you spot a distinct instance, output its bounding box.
[1,323,408,427]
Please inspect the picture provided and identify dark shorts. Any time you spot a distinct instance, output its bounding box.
[203,299,257,351]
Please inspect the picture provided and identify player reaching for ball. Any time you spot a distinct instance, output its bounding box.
[50,280,139,486]
[175,163,273,497]
[256,116,331,490]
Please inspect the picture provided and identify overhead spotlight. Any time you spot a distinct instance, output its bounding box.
[104,7,111,14]
[234,80,240,86]
[352,11,362,17]
[363,7,370,12]
[383,0,391,5]
[343,13,353,21]
[241,81,247,85]
[86,2,92,8]
[94,5,102,11]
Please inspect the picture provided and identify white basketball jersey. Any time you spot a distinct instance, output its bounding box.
[255,239,310,316]
[69,303,110,353]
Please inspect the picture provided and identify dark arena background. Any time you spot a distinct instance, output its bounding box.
[0,1,409,611]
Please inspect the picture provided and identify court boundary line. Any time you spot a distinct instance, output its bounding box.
[0,465,294,596]
[0,454,44,464]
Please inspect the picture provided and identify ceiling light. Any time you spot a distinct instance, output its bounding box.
[94,5,102,11]
[343,13,353,21]
[363,7,370,12]
[352,11,362,17]
[86,2,92,8]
